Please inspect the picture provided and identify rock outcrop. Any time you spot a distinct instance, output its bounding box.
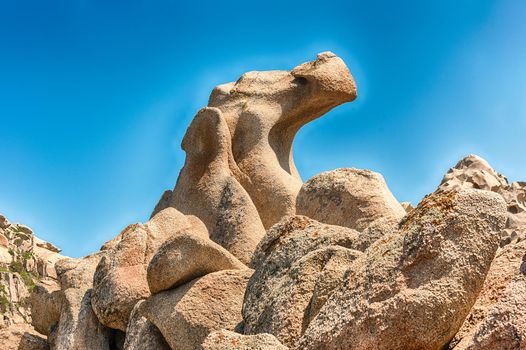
[450,240,526,347]
[244,244,361,347]
[296,168,405,232]
[140,269,253,350]
[123,300,170,350]
[0,323,49,350]
[438,154,526,246]
[91,207,208,331]
[9,54,524,350]
[158,51,358,239]
[456,269,526,350]
[0,215,63,329]
[243,215,366,346]
[207,51,357,229]
[297,189,507,350]
[147,230,246,294]
[202,330,288,350]
[0,214,64,349]
[436,155,526,349]
[49,253,115,350]
[29,280,61,336]
[169,107,266,264]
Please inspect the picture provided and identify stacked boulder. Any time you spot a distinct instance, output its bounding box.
[437,155,526,349]
[14,53,526,350]
[296,188,506,350]
[136,227,252,350]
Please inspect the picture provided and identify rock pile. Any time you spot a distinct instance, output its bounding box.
[2,52,524,349]
[0,214,64,349]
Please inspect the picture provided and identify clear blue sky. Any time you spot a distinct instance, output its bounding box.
[1,0,525,257]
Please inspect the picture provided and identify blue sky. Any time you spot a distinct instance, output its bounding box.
[1,0,525,257]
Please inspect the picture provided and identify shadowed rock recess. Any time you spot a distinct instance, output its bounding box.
[1,52,524,349]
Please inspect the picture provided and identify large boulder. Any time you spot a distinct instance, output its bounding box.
[29,279,61,336]
[207,52,357,229]
[450,240,526,347]
[123,300,170,350]
[456,272,526,350]
[147,230,246,294]
[297,189,507,350]
[243,215,372,346]
[0,323,49,350]
[249,215,366,270]
[243,245,361,347]
[140,269,253,350]
[169,107,266,264]
[203,330,288,350]
[91,224,151,331]
[49,288,112,350]
[296,168,405,232]
[49,253,114,350]
[91,207,208,331]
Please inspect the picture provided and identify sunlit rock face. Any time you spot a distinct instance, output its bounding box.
[8,53,524,350]
[0,213,63,333]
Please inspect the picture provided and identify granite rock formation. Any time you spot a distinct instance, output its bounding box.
[0,214,64,349]
[438,154,526,246]
[296,168,405,232]
[297,189,507,350]
[122,300,170,350]
[0,53,520,350]
[440,155,526,349]
[139,269,253,350]
[202,330,288,350]
[147,230,246,294]
[91,207,208,331]
[169,107,266,264]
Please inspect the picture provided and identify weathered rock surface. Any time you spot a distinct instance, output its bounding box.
[457,272,526,350]
[297,189,507,350]
[91,224,151,331]
[244,215,373,346]
[49,253,114,350]
[434,155,526,349]
[207,52,357,229]
[91,207,208,331]
[439,155,526,246]
[29,280,61,336]
[123,300,170,350]
[0,323,49,350]
[147,231,246,294]
[296,168,405,232]
[244,244,361,347]
[49,287,112,350]
[450,240,526,347]
[0,214,64,328]
[5,54,526,350]
[250,215,366,270]
[440,155,509,192]
[150,190,173,219]
[140,269,252,350]
[169,107,266,264]
[203,330,288,350]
